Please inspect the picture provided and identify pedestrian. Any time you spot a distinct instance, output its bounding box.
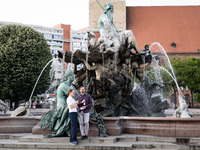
[33,103,36,110]
[77,86,93,140]
[67,89,79,145]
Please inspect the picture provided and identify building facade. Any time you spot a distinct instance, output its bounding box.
[54,24,71,53]
[126,6,200,58]
[70,30,88,53]
[0,21,65,56]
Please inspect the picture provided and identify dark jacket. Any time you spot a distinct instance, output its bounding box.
[77,93,92,113]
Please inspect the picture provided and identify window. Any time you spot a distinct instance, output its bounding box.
[171,42,176,48]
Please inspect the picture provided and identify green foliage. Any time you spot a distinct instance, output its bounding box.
[171,57,200,102]
[149,144,156,149]
[171,57,200,91]
[132,145,136,149]
[0,24,52,105]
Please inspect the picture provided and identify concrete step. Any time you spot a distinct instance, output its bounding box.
[2,133,200,144]
[0,139,132,150]
[0,139,194,150]
[1,134,200,150]
[0,133,31,140]
[117,134,200,144]
[18,135,117,144]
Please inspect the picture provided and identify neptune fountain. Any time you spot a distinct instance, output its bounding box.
[41,2,192,121]
[0,1,194,141]
[63,3,170,117]
[40,2,173,138]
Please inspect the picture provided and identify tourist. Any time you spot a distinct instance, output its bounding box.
[67,89,79,145]
[77,86,93,140]
[33,103,36,110]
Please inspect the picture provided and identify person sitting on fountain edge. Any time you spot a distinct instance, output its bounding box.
[77,86,93,140]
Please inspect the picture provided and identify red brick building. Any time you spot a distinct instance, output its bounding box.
[54,24,71,53]
[89,6,200,58]
[126,6,200,58]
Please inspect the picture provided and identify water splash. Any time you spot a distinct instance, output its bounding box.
[151,42,191,118]
[102,52,105,97]
[160,66,191,118]
[151,58,163,84]
[151,42,182,95]
[29,59,53,108]
[113,52,118,72]
[141,55,146,81]
[71,51,75,70]
[132,69,138,93]
[85,52,89,90]
[149,57,164,95]
[151,42,178,88]
[47,57,64,93]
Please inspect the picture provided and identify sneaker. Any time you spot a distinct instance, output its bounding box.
[81,136,85,140]
[74,141,78,145]
[84,135,88,139]
[70,141,78,145]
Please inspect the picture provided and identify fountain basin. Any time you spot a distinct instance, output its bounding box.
[0,116,38,133]
[33,116,200,137]
[119,117,200,137]
[1,116,200,137]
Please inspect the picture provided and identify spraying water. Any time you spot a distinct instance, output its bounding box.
[151,42,191,118]
[47,56,64,94]
[151,58,163,84]
[29,59,53,108]
[70,51,75,70]
[151,42,178,88]
[85,52,89,90]
[141,55,146,81]
[160,67,180,93]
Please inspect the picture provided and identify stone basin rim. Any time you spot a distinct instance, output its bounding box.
[1,116,200,122]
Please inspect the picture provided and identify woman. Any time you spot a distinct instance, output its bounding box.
[67,89,79,145]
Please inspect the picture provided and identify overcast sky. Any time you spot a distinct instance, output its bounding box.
[0,0,199,30]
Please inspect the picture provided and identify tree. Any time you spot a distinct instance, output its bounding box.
[0,25,52,107]
[171,57,200,106]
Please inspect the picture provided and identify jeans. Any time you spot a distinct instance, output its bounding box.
[78,111,90,136]
[69,112,78,142]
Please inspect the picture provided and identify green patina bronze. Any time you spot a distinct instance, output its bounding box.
[40,69,78,138]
